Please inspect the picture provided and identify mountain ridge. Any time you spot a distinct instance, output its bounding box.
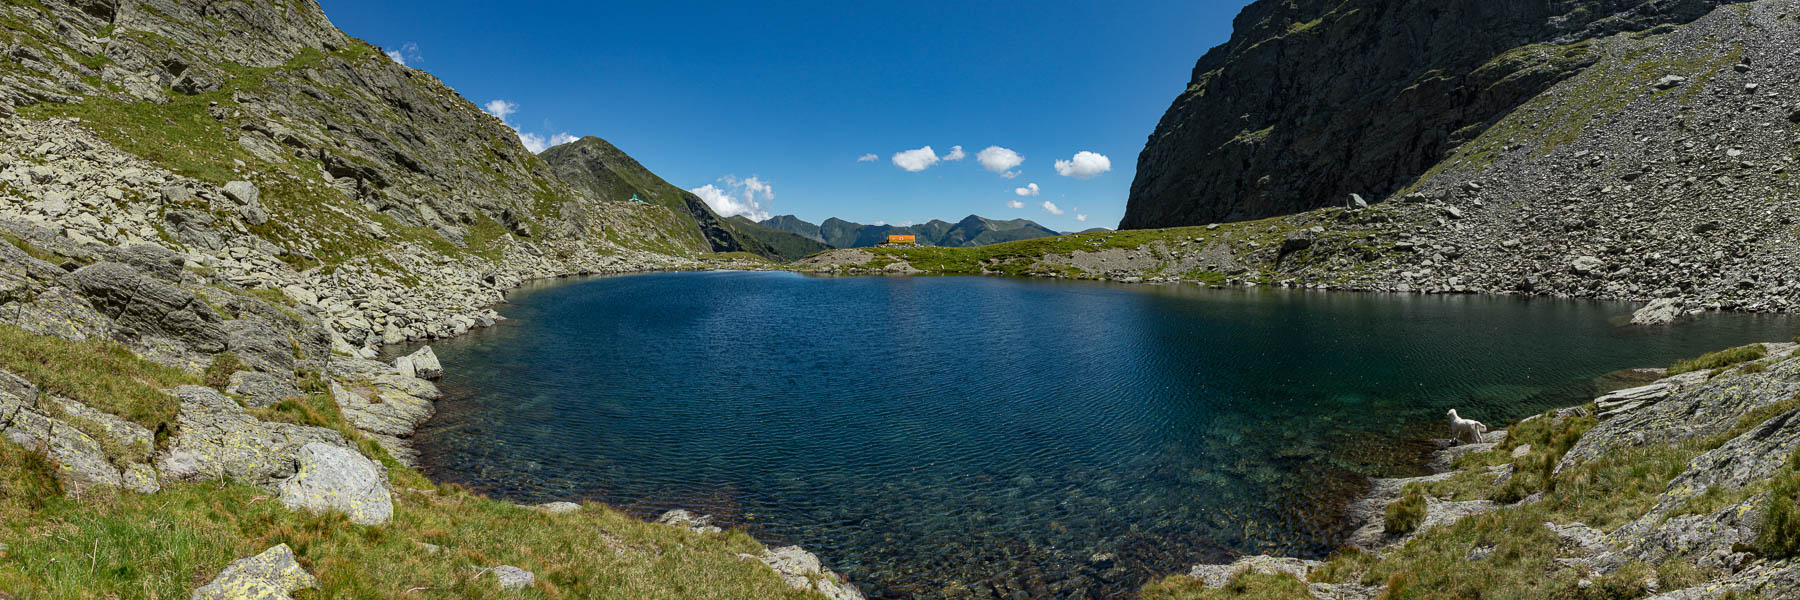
[760,214,1061,248]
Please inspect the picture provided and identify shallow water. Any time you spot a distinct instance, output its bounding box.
[409,271,1800,598]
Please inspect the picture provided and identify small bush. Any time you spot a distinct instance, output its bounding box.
[202,352,244,390]
[1668,344,1767,376]
[1385,488,1428,535]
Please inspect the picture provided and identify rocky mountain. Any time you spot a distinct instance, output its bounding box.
[541,136,821,262]
[761,214,1061,248]
[1123,0,1755,228]
[807,0,1800,315]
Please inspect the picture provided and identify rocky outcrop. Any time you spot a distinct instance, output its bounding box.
[191,544,318,600]
[157,385,346,486]
[1124,0,1752,228]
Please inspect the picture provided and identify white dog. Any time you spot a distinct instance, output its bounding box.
[1447,409,1487,445]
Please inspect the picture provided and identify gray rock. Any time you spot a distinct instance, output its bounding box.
[1280,229,1316,256]
[329,380,433,438]
[1653,74,1687,89]
[158,385,346,486]
[535,501,581,514]
[657,509,722,534]
[104,243,186,283]
[277,442,393,526]
[404,346,441,379]
[491,565,534,590]
[222,181,260,206]
[163,210,225,251]
[1630,298,1686,326]
[191,544,318,600]
[758,546,865,600]
[225,371,302,409]
[68,262,228,354]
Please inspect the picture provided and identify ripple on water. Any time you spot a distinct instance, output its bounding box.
[409,272,1800,599]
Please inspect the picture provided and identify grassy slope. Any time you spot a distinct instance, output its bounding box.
[0,325,822,599]
[725,216,831,261]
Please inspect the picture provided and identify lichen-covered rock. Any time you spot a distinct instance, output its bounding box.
[277,442,393,526]
[404,346,442,380]
[103,243,186,283]
[328,381,432,438]
[158,385,345,486]
[534,501,580,514]
[226,371,302,409]
[190,544,318,600]
[1188,555,1322,588]
[490,565,534,590]
[757,546,865,600]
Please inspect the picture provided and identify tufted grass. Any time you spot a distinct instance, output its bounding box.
[0,325,197,438]
[1384,489,1428,535]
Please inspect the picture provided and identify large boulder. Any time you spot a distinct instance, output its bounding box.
[277,442,393,526]
[191,544,318,600]
[403,346,441,380]
[68,262,227,353]
[329,381,432,438]
[1630,297,1686,325]
[103,243,186,283]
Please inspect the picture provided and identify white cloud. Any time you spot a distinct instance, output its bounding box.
[483,99,574,154]
[483,100,518,121]
[873,220,887,226]
[892,146,941,172]
[386,42,421,66]
[1013,183,1040,197]
[1054,151,1112,179]
[1006,199,1025,209]
[943,145,966,161]
[690,175,775,221]
[1041,201,1065,215]
[857,153,878,162]
[1076,214,1089,222]
[977,146,1024,178]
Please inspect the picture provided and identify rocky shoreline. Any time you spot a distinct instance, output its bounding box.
[1161,344,1800,599]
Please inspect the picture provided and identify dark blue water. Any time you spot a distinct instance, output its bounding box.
[410,271,1800,598]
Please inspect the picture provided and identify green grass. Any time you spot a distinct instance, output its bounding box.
[1385,488,1428,535]
[202,352,244,391]
[1667,344,1767,375]
[0,325,198,439]
[1749,446,1800,559]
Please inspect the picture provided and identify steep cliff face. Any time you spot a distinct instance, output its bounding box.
[1122,0,1751,229]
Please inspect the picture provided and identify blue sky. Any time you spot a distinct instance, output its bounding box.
[316,1,1253,231]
